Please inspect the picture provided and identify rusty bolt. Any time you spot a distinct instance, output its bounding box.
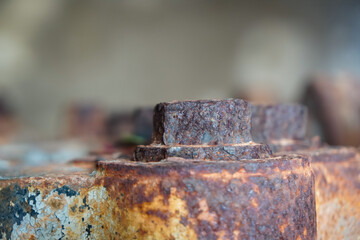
[0,99,317,240]
[153,99,252,145]
[250,103,312,152]
[251,103,307,142]
[135,99,272,161]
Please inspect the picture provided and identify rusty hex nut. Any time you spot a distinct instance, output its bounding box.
[251,103,307,142]
[152,99,252,145]
[136,99,272,161]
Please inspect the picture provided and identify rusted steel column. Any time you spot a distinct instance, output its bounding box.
[135,99,272,161]
[251,103,360,239]
[101,99,316,239]
[97,156,316,239]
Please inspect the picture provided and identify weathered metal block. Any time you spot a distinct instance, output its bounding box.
[96,155,316,240]
[0,165,105,240]
[251,103,307,144]
[137,99,271,161]
[134,143,271,162]
[153,99,252,145]
[250,103,321,153]
[253,103,360,239]
[297,147,360,240]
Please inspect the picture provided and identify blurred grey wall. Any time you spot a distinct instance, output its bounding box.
[0,0,359,137]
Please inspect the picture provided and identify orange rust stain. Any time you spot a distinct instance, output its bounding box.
[313,159,360,240]
[279,223,287,233]
[199,168,308,183]
[197,199,218,225]
[216,230,226,240]
[108,187,197,239]
[46,195,65,210]
[252,185,260,194]
[233,230,240,239]
[251,199,258,208]
[97,156,315,239]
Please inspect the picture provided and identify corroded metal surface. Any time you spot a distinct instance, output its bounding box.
[253,103,360,239]
[0,99,317,239]
[129,99,316,239]
[296,147,360,240]
[250,103,314,152]
[0,156,317,240]
[97,156,316,240]
[267,139,315,153]
[0,165,103,240]
[134,143,271,162]
[136,99,272,161]
[251,103,307,142]
[153,99,252,145]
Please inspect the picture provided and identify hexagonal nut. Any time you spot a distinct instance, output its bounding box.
[152,99,252,145]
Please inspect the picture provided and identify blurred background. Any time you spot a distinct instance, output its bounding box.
[0,0,359,166]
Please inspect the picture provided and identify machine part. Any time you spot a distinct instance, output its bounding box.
[297,147,360,239]
[152,99,252,145]
[250,103,315,152]
[0,99,317,239]
[252,103,360,239]
[136,99,272,161]
[96,155,316,240]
